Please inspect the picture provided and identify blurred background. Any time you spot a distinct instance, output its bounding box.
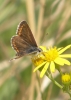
[0,0,71,100]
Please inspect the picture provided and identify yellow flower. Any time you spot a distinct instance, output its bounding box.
[31,45,71,78]
[62,73,71,85]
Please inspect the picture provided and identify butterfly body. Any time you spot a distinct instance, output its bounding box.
[11,21,41,59]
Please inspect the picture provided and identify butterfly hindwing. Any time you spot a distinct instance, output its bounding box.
[11,35,32,56]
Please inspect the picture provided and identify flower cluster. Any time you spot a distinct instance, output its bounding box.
[31,45,71,78]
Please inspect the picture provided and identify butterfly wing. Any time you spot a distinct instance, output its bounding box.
[16,21,37,47]
[11,21,40,59]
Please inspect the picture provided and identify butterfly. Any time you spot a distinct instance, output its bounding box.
[11,21,42,60]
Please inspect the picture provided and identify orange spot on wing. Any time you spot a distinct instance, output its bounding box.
[18,25,24,36]
[12,41,19,52]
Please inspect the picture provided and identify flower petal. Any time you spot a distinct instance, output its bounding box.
[33,61,47,72]
[58,45,71,54]
[60,54,71,58]
[60,58,70,65]
[40,62,49,78]
[57,47,63,51]
[39,46,47,52]
[50,61,55,72]
[54,57,64,65]
[54,57,70,65]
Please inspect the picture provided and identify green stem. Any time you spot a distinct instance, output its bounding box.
[46,72,63,89]
[52,78,63,89]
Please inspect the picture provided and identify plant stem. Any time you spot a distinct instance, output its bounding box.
[46,72,63,89]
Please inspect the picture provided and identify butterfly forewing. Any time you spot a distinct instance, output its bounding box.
[16,21,37,47]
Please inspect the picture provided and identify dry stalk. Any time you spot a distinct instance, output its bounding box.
[57,30,71,44]
[46,84,52,100]
[0,59,21,86]
[37,0,46,44]
[0,40,9,59]
[0,14,24,33]
[43,0,65,29]
[25,0,36,36]
[0,0,10,11]
[56,2,71,41]
[25,0,36,100]
[35,78,42,100]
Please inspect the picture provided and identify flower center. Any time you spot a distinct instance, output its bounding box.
[31,54,45,66]
[43,47,59,62]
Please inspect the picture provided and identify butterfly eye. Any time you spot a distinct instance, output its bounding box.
[38,48,42,52]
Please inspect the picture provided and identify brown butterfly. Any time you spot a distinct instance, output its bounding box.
[11,21,41,60]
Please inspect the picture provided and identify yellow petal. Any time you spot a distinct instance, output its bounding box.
[50,61,55,72]
[57,47,63,51]
[60,54,71,58]
[39,46,47,52]
[58,45,71,54]
[54,57,70,65]
[60,58,70,65]
[33,61,47,72]
[40,62,49,78]
[54,57,64,65]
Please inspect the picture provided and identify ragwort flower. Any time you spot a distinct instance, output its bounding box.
[62,73,71,85]
[31,45,71,78]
